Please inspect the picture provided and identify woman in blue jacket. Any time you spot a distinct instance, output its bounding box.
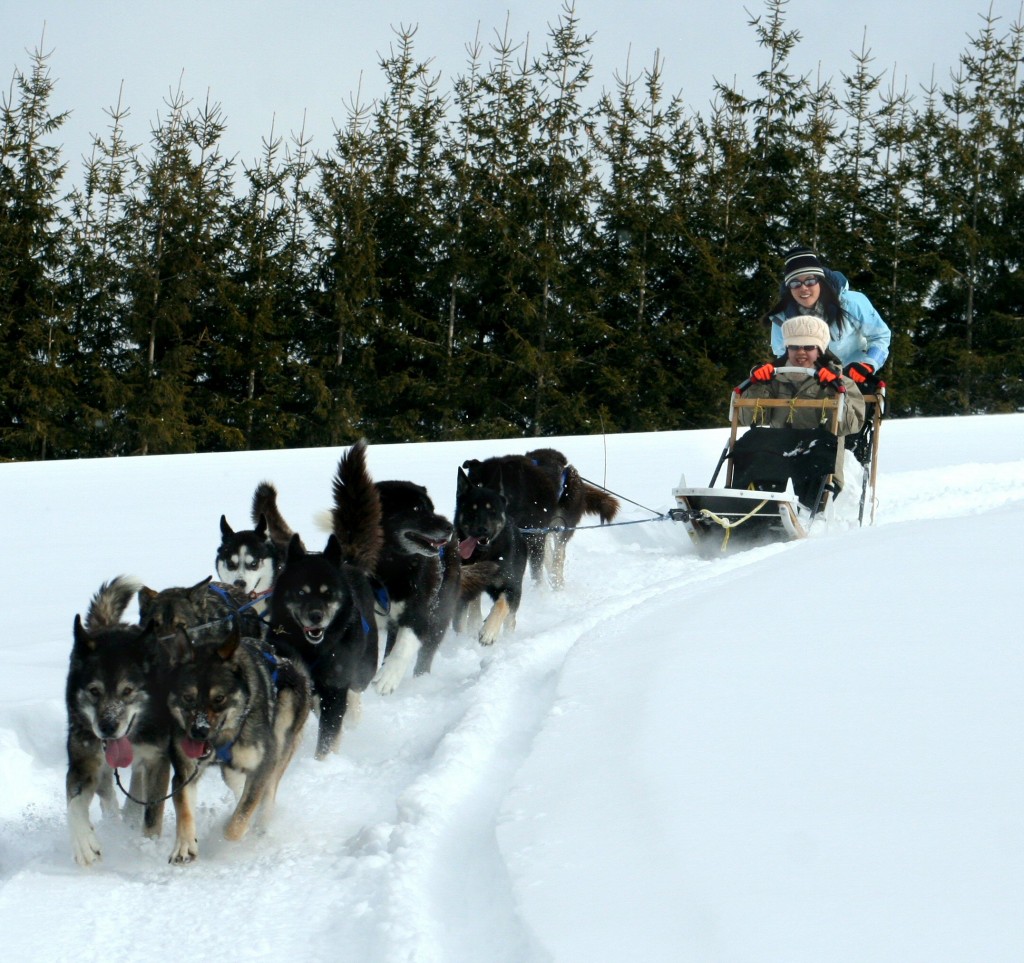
[764,247,891,384]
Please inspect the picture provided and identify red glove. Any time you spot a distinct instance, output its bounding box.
[750,363,775,383]
[816,366,840,386]
[844,361,874,384]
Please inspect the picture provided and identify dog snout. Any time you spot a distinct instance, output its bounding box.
[306,609,324,626]
[98,706,123,737]
[190,713,211,739]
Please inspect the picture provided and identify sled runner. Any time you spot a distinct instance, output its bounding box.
[670,367,884,558]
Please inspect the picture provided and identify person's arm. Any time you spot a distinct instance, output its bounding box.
[844,291,891,370]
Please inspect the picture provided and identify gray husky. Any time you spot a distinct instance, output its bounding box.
[164,622,312,863]
[65,576,171,866]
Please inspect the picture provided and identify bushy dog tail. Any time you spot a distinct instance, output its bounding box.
[331,439,384,572]
[582,481,620,524]
[252,481,302,552]
[85,575,142,632]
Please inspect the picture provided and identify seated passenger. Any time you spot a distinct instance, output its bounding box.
[738,316,866,496]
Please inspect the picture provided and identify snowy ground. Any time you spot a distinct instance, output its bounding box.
[1,414,1022,962]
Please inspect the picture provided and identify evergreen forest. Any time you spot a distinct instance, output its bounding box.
[2,0,1022,461]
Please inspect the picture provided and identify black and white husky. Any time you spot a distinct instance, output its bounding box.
[214,513,279,617]
[65,577,172,866]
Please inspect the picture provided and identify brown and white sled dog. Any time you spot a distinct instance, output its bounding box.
[164,622,311,864]
[65,576,172,866]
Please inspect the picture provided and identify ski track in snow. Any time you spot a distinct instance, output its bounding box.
[1,446,1023,961]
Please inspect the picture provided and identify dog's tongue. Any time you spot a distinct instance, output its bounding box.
[104,737,133,768]
[181,737,209,759]
[458,536,479,560]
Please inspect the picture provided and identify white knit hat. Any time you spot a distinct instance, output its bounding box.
[781,316,830,352]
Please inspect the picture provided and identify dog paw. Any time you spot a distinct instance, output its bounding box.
[372,663,403,696]
[71,830,102,867]
[168,838,198,864]
[477,627,498,646]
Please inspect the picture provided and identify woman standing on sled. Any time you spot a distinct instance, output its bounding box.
[741,316,866,494]
[763,247,891,386]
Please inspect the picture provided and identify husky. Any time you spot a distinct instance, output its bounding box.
[266,440,383,759]
[164,622,312,864]
[214,513,279,618]
[453,466,528,646]
[312,475,460,693]
[524,447,620,590]
[65,576,172,866]
[462,448,619,590]
[138,576,265,645]
[369,479,459,694]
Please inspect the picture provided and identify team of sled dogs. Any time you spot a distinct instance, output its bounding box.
[66,441,619,866]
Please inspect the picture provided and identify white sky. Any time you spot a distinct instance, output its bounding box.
[3,0,1014,170]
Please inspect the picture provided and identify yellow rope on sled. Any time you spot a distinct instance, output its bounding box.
[697,499,771,552]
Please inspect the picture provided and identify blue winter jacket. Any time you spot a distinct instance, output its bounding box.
[770,269,891,371]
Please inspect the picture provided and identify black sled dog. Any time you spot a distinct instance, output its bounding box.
[461,448,619,590]
[453,466,528,646]
[65,576,172,866]
[368,479,460,694]
[164,622,312,863]
[266,440,383,759]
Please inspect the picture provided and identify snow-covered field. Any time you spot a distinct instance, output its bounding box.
[1,413,1022,962]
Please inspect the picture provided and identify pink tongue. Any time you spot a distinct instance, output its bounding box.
[181,737,209,759]
[104,737,133,768]
[458,536,479,560]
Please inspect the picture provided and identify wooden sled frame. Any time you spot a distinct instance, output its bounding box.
[673,368,850,557]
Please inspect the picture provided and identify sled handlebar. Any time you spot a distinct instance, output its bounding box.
[734,366,819,394]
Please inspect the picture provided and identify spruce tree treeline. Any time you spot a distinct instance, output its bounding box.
[2,1,1021,461]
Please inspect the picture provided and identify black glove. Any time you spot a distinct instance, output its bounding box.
[843,362,874,384]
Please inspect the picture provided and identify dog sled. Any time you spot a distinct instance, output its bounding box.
[670,367,885,558]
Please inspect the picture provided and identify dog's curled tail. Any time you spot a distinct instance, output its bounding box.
[85,575,143,632]
[331,439,384,572]
[582,480,620,524]
[252,481,301,552]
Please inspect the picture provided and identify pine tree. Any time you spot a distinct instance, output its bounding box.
[0,42,73,460]
[119,86,239,453]
[910,9,1023,413]
[64,84,144,456]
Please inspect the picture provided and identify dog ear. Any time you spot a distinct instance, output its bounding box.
[137,586,157,619]
[286,532,306,561]
[323,534,343,567]
[254,514,268,538]
[188,576,214,607]
[72,614,96,652]
[220,515,234,538]
[457,466,471,495]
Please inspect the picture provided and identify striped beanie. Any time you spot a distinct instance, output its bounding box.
[783,247,826,285]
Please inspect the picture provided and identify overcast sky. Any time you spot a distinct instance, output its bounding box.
[3,0,1015,171]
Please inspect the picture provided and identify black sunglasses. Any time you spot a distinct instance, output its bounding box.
[787,276,820,289]
[786,344,820,351]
